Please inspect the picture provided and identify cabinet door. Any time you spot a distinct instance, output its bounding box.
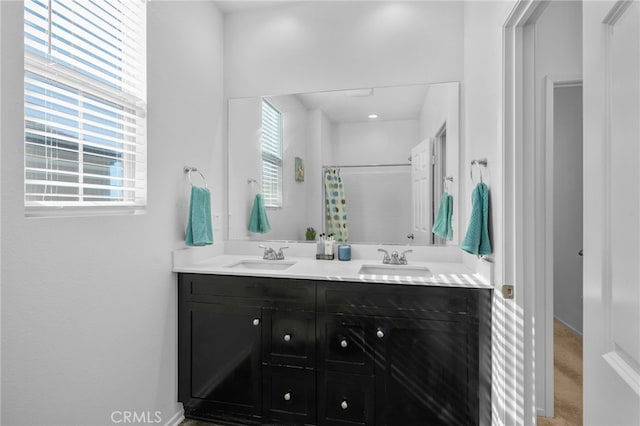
[374,317,478,426]
[187,302,262,415]
[263,308,315,368]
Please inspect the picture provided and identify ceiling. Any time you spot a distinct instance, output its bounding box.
[214,1,289,14]
[293,84,432,124]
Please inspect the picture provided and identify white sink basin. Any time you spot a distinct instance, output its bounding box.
[358,264,432,278]
[226,260,297,271]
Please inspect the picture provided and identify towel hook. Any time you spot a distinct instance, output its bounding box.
[248,178,259,194]
[444,176,454,192]
[470,159,487,184]
[184,166,208,188]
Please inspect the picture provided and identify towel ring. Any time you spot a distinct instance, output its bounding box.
[184,166,208,188]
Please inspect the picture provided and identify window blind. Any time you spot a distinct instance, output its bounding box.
[261,99,282,208]
[24,0,147,210]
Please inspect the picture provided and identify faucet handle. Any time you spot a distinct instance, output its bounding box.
[259,245,276,260]
[276,246,289,260]
[399,249,413,264]
[378,248,391,264]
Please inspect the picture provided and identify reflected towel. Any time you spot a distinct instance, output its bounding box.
[248,193,271,233]
[432,192,454,240]
[461,182,492,256]
[185,186,214,246]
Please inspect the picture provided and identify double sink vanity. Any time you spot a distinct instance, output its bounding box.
[174,243,492,426]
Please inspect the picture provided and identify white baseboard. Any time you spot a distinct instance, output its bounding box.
[537,407,548,417]
[164,409,184,426]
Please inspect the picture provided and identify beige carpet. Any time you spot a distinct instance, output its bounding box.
[537,320,583,426]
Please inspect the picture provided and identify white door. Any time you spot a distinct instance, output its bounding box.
[410,139,431,245]
[583,1,640,424]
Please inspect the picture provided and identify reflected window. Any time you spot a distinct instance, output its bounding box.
[261,99,283,208]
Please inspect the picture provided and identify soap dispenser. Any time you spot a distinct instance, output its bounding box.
[316,234,325,257]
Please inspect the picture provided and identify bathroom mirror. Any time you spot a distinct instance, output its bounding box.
[228,81,459,245]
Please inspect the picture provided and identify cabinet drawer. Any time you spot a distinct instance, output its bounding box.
[317,371,374,426]
[319,282,479,321]
[263,309,315,368]
[263,366,315,425]
[179,274,315,309]
[317,314,374,375]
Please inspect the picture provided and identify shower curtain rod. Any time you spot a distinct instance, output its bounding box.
[322,163,411,169]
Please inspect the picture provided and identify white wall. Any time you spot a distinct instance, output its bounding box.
[462,1,519,424]
[0,3,3,422]
[227,97,262,240]
[1,2,225,425]
[463,1,516,280]
[228,95,313,241]
[306,109,333,234]
[332,120,418,165]
[419,83,460,244]
[553,85,583,334]
[224,1,464,98]
[223,0,464,251]
[329,120,417,243]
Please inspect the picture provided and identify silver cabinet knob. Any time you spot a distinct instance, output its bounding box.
[341,400,348,410]
[376,329,385,339]
[284,392,291,401]
[340,339,348,348]
[284,334,292,342]
[252,318,260,326]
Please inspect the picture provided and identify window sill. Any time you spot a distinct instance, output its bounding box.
[24,205,147,219]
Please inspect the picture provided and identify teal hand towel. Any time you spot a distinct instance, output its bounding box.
[432,192,454,240]
[185,186,213,246]
[461,182,492,256]
[248,193,271,233]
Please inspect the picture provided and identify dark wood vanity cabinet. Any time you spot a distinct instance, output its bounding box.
[178,274,316,425]
[316,282,491,426]
[178,274,491,426]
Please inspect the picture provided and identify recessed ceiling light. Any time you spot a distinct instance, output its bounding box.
[368,114,379,119]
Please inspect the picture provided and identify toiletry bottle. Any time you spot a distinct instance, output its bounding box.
[317,234,325,256]
[325,235,334,257]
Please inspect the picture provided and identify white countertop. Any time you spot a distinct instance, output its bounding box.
[173,253,493,289]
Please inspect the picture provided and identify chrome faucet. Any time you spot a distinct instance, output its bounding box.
[259,245,288,260]
[378,248,413,265]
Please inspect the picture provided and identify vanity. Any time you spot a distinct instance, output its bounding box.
[178,72,490,425]
[176,253,492,426]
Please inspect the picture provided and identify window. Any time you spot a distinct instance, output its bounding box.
[261,99,282,208]
[24,0,147,213]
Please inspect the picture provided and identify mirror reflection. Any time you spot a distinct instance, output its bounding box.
[228,82,459,245]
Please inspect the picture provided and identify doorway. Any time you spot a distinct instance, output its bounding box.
[431,124,447,245]
[541,79,584,424]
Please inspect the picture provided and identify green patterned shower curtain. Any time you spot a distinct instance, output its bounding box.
[324,168,349,242]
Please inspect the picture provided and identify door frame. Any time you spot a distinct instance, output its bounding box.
[502,0,550,422]
[543,75,583,416]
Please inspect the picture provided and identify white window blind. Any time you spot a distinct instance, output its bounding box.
[261,99,282,208]
[24,0,147,211]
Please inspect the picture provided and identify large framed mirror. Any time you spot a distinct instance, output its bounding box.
[228,81,459,245]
